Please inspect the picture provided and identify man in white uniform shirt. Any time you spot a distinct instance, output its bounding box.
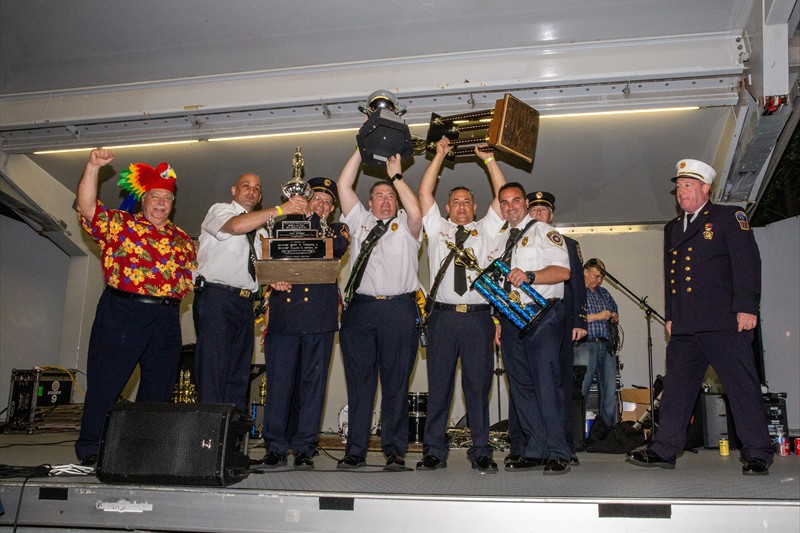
[483,182,572,474]
[336,149,423,471]
[415,138,506,473]
[193,173,306,410]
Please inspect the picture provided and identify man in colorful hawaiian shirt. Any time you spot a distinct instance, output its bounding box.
[74,148,196,466]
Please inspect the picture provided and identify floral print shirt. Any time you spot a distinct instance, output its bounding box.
[79,200,196,298]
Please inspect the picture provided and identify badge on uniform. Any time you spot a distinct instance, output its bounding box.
[391,222,399,232]
[546,231,564,246]
[471,229,478,237]
[735,211,750,231]
[703,223,713,240]
[521,236,528,247]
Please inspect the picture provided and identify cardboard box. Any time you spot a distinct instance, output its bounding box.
[620,388,652,422]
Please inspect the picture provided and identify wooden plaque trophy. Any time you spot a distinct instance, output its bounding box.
[254,147,340,285]
[425,93,540,164]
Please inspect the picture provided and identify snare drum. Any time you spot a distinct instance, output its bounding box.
[408,392,429,416]
[408,392,429,444]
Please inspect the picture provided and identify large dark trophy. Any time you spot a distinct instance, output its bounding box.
[254,147,340,284]
[356,89,414,167]
[446,241,553,338]
[425,93,540,164]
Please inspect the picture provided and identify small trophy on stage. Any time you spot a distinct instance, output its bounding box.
[446,241,553,337]
[255,147,340,285]
[426,93,540,164]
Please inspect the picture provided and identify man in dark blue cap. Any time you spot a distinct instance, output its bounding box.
[525,191,589,466]
[261,177,350,469]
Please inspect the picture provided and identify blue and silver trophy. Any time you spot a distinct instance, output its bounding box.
[446,241,553,338]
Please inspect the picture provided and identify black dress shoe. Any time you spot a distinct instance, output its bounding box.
[626,447,676,469]
[337,454,366,469]
[570,454,580,466]
[505,457,545,470]
[416,455,447,470]
[294,453,314,470]
[543,457,571,475]
[471,456,498,474]
[504,453,523,465]
[384,455,406,471]
[79,454,98,467]
[742,458,770,476]
[261,451,287,468]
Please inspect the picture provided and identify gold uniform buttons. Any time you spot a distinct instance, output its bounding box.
[671,260,676,265]
[672,251,678,255]
[688,247,693,251]
[672,289,677,294]
[685,276,691,281]
[685,266,691,271]
[286,298,291,302]
[670,269,675,274]
[686,287,692,293]
[685,256,691,261]
[304,297,308,302]
[304,287,309,292]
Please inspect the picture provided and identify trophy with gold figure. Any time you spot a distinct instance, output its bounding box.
[445,241,553,338]
[255,147,340,285]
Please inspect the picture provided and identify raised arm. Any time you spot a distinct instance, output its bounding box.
[76,149,115,221]
[387,154,422,238]
[475,145,506,215]
[337,149,362,216]
[418,137,450,215]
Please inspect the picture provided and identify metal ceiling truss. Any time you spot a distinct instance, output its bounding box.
[0,75,742,153]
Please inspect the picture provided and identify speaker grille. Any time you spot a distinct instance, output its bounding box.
[97,403,250,486]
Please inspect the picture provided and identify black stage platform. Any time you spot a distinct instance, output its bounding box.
[1,432,798,532]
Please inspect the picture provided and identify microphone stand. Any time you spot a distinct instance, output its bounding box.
[589,260,665,436]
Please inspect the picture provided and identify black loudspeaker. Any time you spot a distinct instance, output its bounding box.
[701,393,740,449]
[96,403,252,487]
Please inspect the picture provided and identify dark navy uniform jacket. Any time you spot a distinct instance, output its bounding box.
[664,202,760,335]
[267,213,350,335]
[564,236,588,331]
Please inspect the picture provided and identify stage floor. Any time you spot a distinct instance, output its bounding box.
[1,431,799,532]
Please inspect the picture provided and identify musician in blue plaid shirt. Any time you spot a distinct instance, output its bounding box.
[574,258,619,427]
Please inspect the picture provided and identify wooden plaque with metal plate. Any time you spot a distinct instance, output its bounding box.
[425,93,539,164]
[256,236,339,285]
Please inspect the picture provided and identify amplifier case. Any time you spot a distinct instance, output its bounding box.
[5,368,75,432]
[96,403,252,487]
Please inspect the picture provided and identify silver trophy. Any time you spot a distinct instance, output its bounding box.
[446,241,553,338]
[282,147,313,200]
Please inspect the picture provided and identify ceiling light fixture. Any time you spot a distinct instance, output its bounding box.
[33,139,200,155]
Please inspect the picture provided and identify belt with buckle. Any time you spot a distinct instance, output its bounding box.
[433,302,491,313]
[105,286,180,307]
[354,292,416,302]
[585,337,608,343]
[203,281,256,300]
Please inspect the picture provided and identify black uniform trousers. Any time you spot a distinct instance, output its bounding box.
[75,289,181,460]
[500,300,570,460]
[263,331,334,456]
[424,307,494,461]
[339,294,419,458]
[652,328,773,463]
[193,286,254,411]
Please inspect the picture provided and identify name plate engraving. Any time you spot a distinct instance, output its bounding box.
[266,238,332,260]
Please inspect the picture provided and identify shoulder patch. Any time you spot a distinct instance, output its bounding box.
[735,211,750,231]
[547,230,564,246]
[340,225,350,241]
[575,242,583,263]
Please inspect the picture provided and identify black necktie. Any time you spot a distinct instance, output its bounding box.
[453,225,470,295]
[343,219,391,306]
[501,228,521,290]
[245,229,257,281]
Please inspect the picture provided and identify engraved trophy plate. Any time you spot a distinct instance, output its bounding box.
[255,259,341,285]
[425,93,539,164]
